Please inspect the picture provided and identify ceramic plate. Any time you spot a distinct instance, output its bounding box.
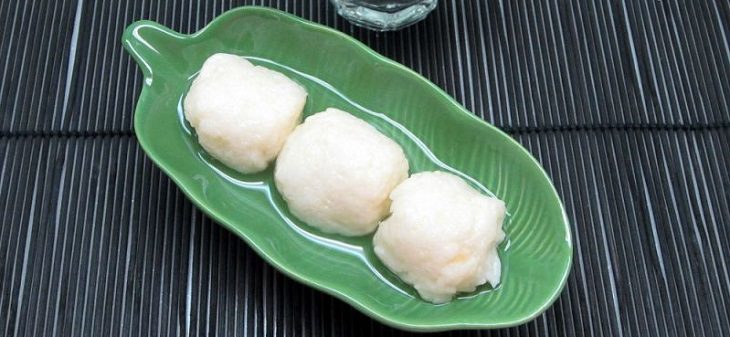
[122,6,572,331]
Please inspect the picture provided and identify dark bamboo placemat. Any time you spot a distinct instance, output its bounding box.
[1,1,728,336]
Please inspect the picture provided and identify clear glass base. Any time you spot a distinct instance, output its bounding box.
[330,0,438,31]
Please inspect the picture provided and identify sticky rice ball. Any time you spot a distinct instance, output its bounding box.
[183,53,307,173]
[373,171,506,303]
[274,108,409,236]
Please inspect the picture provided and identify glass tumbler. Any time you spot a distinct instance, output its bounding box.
[330,0,438,31]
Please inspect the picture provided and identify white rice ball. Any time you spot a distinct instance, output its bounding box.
[274,108,409,236]
[373,171,506,303]
[183,53,307,173]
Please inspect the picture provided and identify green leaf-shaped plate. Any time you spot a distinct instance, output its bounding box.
[122,7,572,332]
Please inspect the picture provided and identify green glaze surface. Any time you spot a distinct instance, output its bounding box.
[122,7,572,331]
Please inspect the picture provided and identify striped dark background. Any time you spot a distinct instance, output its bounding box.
[1,0,728,336]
